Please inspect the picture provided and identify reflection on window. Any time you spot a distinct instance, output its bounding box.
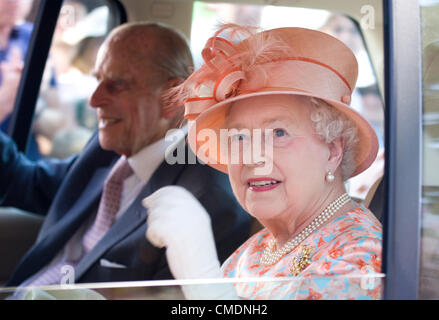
[420,0,439,300]
[191,2,385,202]
[33,0,112,159]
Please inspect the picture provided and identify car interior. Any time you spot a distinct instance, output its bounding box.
[0,0,403,297]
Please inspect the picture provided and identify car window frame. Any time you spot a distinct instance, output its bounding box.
[4,0,427,300]
[382,0,423,299]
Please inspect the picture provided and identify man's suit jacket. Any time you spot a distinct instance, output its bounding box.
[0,132,250,286]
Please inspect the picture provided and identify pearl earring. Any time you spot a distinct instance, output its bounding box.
[326,171,335,183]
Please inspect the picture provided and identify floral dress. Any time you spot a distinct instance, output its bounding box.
[221,205,383,300]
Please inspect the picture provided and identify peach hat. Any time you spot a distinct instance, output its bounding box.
[179,25,378,178]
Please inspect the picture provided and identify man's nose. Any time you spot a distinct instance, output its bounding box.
[89,82,109,108]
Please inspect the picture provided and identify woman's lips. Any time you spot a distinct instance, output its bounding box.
[247,178,281,192]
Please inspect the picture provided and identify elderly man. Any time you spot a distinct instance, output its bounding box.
[1,22,250,289]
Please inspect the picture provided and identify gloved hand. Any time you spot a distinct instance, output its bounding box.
[142,186,238,300]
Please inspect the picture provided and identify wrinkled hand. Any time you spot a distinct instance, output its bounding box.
[142,186,238,300]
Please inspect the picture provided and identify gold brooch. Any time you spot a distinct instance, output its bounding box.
[290,245,314,276]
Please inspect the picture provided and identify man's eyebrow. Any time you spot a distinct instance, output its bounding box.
[90,71,132,84]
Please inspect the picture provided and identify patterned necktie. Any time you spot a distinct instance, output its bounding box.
[82,157,134,255]
[26,158,133,288]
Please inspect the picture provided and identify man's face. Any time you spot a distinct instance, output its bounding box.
[89,38,169,157]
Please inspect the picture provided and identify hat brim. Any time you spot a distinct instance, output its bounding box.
[188,89,379,179]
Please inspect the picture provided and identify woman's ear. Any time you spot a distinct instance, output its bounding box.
[327,137,345,173]
[161,77,184,119]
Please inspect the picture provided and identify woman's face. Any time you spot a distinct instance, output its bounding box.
[225,95,333,224]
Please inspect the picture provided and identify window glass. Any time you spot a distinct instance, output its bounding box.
[420,0,439,300]
[0,275,385,300]
[0,0,40,159]
[191,1,385,203]
[31,0,114,159]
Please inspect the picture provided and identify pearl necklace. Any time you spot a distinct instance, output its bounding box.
[261,193,351,266]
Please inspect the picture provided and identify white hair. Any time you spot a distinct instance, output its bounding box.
[308,97,359,180]
[110,22,194,80]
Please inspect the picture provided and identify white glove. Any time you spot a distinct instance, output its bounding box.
[142,186,238,300]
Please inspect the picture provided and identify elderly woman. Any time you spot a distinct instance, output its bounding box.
[143,25,382,300]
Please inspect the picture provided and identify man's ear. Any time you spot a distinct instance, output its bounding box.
[327,137,345,173]
[161,77,184,119]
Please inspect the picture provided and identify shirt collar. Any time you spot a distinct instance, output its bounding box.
[127,125,188,183]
